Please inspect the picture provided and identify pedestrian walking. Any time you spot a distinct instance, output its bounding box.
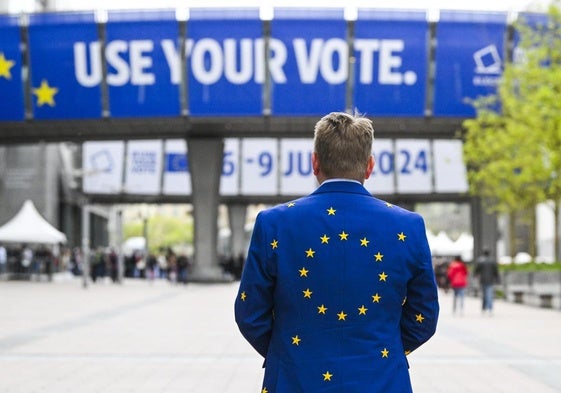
[447,255,468,315]
[474,248,500,315]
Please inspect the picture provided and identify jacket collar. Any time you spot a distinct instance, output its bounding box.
[311,180,372,197]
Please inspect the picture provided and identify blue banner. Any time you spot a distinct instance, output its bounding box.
[106,11,180,118]
[0,15,24,121]
[270,9,346,115]
[28,12,101,119]
[188,9,262,116]
[354,10,428,116]
[433,11,507,117]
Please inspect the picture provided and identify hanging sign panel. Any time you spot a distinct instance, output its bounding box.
[28,12,102,120]
[188,9,263,116]
[433,11,507,117]
[124,140,163,194]
[163,139,191,195]
[354,10,427,116]
[280,138,315,195]
[395,139,432,194]
[220,138,241,195]
[241,138,278,195]
[364,139,395,195]
[105,11,180,118]
[0,16,24,121]
[82,141,125,194]
[270,9,347,115]
[433,140,469,193]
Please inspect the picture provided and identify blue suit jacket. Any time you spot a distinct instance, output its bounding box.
[235,181,439,392]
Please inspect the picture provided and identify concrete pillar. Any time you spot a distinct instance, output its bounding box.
[228,203,248,258]
[187,137,230,282]
[471,197,498,261]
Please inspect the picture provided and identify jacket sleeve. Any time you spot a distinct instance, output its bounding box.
[234,212,276,358]
[400,216,439,354]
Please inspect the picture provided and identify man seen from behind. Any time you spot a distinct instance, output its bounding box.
[235,112,439,392]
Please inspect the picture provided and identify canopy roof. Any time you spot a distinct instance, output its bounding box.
[0,200,67,244]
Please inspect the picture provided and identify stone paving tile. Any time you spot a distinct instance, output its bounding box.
[0,278,559,393]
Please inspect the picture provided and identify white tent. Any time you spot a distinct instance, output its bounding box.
[0,200,67,244]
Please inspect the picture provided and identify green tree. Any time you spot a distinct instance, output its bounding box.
[123,215,193,253]
[463,2,561,259]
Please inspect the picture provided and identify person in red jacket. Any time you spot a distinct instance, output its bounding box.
[447,255,468,315]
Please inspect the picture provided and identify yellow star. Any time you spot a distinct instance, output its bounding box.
[379,272,388,282]
[415,313,425,323]
[320,234,330,244]
[372,293,381,303]
[337,310,347,321]
[0,52,15,80]
[270,239,278,249]
[397,232,406,241]
[339,231,349,241]
[299,267,309,277]
[374,252,383,262]
[305,248,315,258]
[240,291,247,301]
[404,350,412,355]
[358,305,368,315]
[385,202,393,208]
[317,304,327,314]
[291,335,301,345]
[327,207,336,215]
[262,388,268,393]
[287,202,295,207]
[323,371,333,381]
[360,237,369,247]
[381,348,389,358]
[33,79,58,107]
[303,288,313,298]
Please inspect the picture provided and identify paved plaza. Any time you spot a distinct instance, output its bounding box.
[0,276,560,393]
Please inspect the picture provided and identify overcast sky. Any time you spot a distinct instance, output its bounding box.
[7,0,551,14]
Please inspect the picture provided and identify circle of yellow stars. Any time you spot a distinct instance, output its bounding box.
[240,201,427,385]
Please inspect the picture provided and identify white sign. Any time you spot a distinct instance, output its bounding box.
[241,138,277,195]
[124,140,163,195]
[280,139,316,195]
[220,138,240,196]
[433,140,469,193]
[82,141,124,194]
[365,139,395,195]
[396,139,432,194]
[162,139,191,195]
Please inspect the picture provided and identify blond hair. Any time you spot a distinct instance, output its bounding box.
[313,112,374,181]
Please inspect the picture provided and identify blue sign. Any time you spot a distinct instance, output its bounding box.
[106,11,180,117]
[0,15,24,121]
[270,9,347,115]
[165,152,188,172]
[433,11,507,117]
[354,10,428,116]
[28,12,101,119]
[188,9,263,116]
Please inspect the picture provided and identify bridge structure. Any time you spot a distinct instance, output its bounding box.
[0,7,539,280]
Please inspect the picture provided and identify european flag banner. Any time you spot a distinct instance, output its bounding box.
[28,12,102,120]
[163,139,191,195]
[106,10,180,118]
[270,8,347,115]
[188,8,263,116]
[0,15,24,121]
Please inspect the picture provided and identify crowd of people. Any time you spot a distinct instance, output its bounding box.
[0,242,246,285]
